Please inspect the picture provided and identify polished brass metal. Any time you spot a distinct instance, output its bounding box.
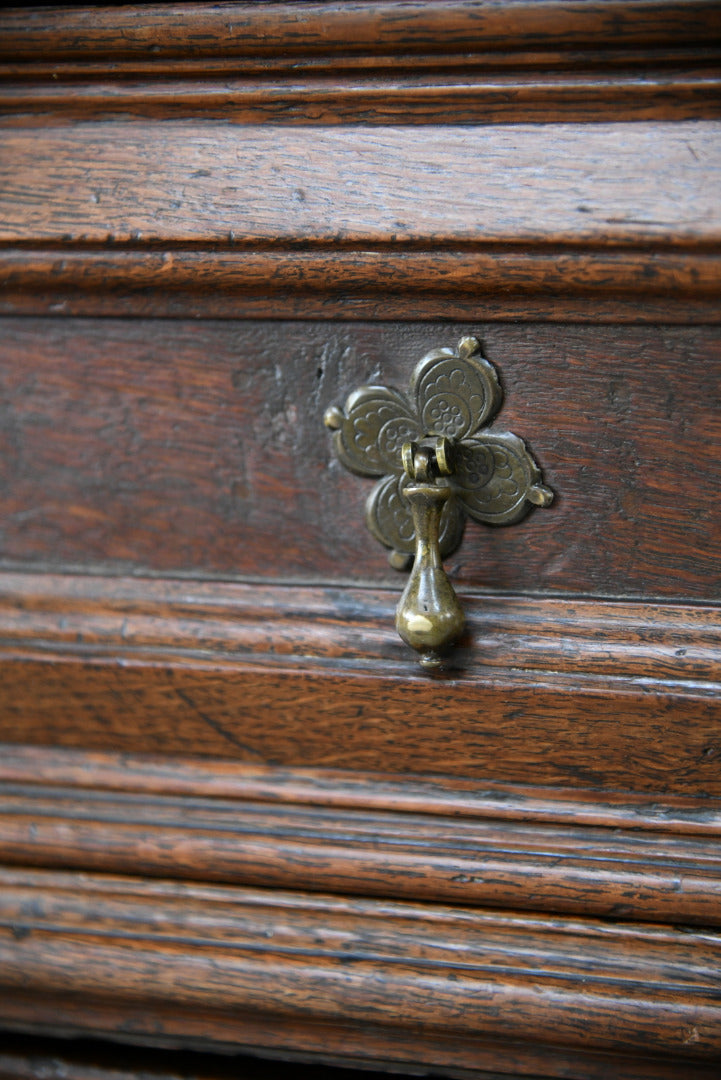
[324,335,553,669]
[395,438,466,670]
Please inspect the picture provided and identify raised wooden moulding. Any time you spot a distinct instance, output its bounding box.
[0,865,720,1078]
[1,741,721,925]
[1,0,720,125]
[0,573,720,795]
[2,0,719,324]
[0,121,719,321]
[1,3,720,1075]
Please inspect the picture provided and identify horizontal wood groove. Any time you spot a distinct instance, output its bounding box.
[0,867,720,1065]
[0,574,720,794]
[0,573,718,689]
[0,1030,716,1080]
[3,3,719,61]
[2,3,719,127]
[1,70,718,126]
[3,0,720,131]
[0,1037,715,1080]
[1,1036,607,1080]
[4,286,718,323]
[2,245,720,322]
[4,743,721,834]
[1,749,721,924]
[2,1,719,129]
[1,120,717,318]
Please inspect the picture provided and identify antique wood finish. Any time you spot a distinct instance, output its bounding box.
[1,1,720,127]
[1,868,721,1072]
[0,321,720,600]
[0,575,719,794]
[1,123,719,322]
[1,744,721,924]
[4,249,721,323]
[3,124,719,245]
[1,3,721,1078]
[4,1,720,60]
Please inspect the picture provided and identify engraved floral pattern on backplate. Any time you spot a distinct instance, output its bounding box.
[326,336,551,564]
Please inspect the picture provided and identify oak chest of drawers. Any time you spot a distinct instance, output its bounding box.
[1,3,721,1078]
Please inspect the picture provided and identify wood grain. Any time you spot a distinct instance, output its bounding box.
[1,4,719,1074]
[3,2,719,60]
[4,742,721,834]
[0,575,719,795]
[2,1021,717,1080]
[2,1,719,132]
[1,867,720,1070]
[3,247,720,322]
[5,657,718,794]
[0,319,719,600]
[2,1013,718,1080]
[1,749,720,923]
[1,71,719,127]
[1,123,718,247]
[0,573,719,690]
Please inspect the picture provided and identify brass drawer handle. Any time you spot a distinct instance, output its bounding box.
[324,336,552,670]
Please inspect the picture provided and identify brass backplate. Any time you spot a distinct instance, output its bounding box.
[325,335,552,569]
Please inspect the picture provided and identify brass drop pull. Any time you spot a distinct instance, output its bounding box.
[324,336,553,670]
[395,437,466,669]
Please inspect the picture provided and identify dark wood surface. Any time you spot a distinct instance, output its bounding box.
[4,1,720,60]
[5,742,721,831]
[0,320,719,600]
[1,866,721,1068]
[0,575,719,794]
[3,123,719,246]
[3,247,721,323]
[1,3,720,1077]
[1,121,718,323]
[1,743,720,923]
[1,0,720,129]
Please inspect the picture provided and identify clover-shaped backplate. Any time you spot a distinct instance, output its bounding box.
[325,336,552,566]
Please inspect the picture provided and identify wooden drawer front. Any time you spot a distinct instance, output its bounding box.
[1,318,720,601]
[1,6,721,1079]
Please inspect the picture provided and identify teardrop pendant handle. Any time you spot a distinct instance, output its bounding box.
[395,482,465,671]
[323,335,553,671]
